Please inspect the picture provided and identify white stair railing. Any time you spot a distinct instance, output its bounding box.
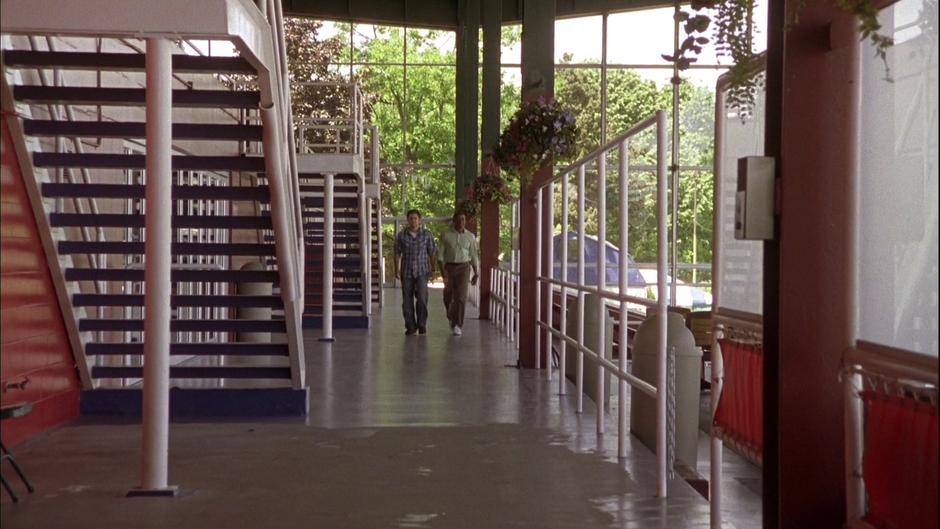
[1,0,307,389]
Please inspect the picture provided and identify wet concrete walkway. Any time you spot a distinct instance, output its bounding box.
[1,289,759,528]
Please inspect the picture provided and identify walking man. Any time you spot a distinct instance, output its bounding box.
[395,209,437,335]
[437,211,479,336]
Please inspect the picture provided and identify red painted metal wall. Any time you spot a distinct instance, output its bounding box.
[1,121,80,446]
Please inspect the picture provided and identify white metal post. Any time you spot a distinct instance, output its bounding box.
[710,81,726,529]
[655,110,669,497]
[576,164,586,413]
[710,325,725,528]
[617,140,629,459]
[535,191,542,370]
[133,38,176,497]
[559,174,569,395]
[359,178,370,316]
[845,369,865,524]
[545,184,554,380]
[597,155,607,435]
[371,125,384,307]
[320,173,335,342]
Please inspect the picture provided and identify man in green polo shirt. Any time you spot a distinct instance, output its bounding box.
[437,211,479,336]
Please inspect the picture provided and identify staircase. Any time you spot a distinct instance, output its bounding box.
[1,3,308,416]
[292,87,383,328]
[300,175,370,328]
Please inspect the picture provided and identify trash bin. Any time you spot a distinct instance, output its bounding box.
[563,292,613,407]
[630,310,702,468]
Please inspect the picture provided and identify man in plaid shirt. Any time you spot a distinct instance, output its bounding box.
[395,209,437,335]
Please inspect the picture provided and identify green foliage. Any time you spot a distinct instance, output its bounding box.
[670,0,895,117]
[283,18,718,282]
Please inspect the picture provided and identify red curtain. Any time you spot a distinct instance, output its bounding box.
[714,339,763,457]
[861,390,939,529]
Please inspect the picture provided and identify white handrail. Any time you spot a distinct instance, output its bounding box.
[489,110,670,496]
[2,0,307,389]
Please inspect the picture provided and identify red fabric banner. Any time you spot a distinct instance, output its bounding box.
[861,391,939,529]
[714,339,763,457]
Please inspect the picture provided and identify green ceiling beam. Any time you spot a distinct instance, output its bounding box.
[282,0,679,28]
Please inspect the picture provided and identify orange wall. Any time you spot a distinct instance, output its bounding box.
[1,120,80,446]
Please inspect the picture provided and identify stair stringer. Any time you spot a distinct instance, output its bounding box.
[1,72,94,388]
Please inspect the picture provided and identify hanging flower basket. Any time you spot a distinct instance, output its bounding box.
[493,97,578,186]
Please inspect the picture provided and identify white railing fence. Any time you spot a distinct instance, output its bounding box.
[293,82,364,155]
[489,111,672,497]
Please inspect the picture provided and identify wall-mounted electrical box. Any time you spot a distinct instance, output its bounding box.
[735,156,775,240]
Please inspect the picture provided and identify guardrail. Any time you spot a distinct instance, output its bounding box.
[488,111,672,496]
[293,82,364,155]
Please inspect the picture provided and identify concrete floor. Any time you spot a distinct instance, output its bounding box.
[0,289,760,528]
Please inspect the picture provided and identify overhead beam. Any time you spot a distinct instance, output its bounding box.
[455,0,480,202]
[282,0,676,28]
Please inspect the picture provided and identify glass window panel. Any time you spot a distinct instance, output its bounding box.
[315,20,352,63]
[607,8,676,66]
[500,67,521,131]
[405,66,456,165]
[360,65,405,161]
[554,66,601,159]
[501,24,522,65]
[694,3,768,63]
[407,27,455,64]
[555,15,602,64]
[605,68,671,142]
[857,0,938,355]
[354,24,404,64]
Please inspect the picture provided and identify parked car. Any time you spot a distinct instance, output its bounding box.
[550,232,712,309]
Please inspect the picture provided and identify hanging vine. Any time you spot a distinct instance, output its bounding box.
[665,0,896,117]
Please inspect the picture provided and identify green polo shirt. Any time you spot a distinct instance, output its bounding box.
[438,228,479,267]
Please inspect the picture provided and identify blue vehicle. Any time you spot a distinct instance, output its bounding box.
[551,232,647,287]
[550,231,712,308]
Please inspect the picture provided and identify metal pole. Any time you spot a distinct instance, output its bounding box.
[597,155,607,435]
[559,174,569,395]
[656,110,669,497]
[617,140,629,459]
[710,78,726,529]
[576,164,586,413]
[535,191,542,370]
[710,326,725,528]
[134,37,175,496]
[545,184,554,380]
[670,2,681,306]
[321,173,335,342]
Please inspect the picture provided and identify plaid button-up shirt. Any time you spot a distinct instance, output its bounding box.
[395,228,437,279]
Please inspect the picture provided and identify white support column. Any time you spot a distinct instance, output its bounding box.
[535,191,542,370]
[617,140,629,459]
[359,179,370,316]
[597,155,607,435]
[320,173,336,342]
[655,109,669,498]
[710,325,725,528]
[544,184,554,381]
[576,164,586,414]
[559,174,569,396]
[131,38,176,497]
[371,125,383,308]
[844,369,865,524]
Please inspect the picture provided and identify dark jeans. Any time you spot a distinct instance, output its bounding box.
[443,262,471,328]
[402,274,429,331]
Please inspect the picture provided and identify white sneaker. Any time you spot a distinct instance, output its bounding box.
[452,326,462,336]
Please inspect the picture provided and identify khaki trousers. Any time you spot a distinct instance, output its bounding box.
[443,262,471,328]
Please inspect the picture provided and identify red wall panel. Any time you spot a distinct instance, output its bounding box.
[1,120,80,446]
